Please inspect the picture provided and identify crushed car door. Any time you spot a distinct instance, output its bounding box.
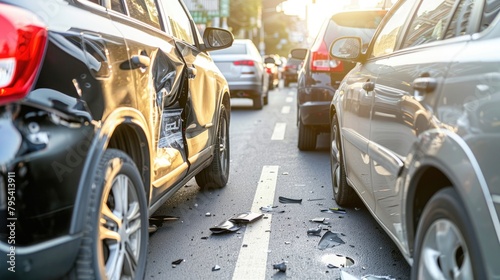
[107,0,189,199]
[158,0,221,170]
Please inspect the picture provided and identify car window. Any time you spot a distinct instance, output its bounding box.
[110,0,126,13]
[371,0,415,58]
[159,0,195,44]
[444,0,474,39]
[479,0,500,31]
[403,0,458,48]
[124,0,161,28]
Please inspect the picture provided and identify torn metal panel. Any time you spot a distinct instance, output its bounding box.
[318,231,345,250]
[209,220,241,234]
[278,196,302,204]
[229,212,263,223]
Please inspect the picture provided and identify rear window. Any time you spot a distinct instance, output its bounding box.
[324,10,387,46]
[210,43,247,55]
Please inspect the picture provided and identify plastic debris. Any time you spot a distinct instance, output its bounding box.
[260,206,284,213]
[212,265,221,271]
[171,259,184,265]
[318,231,345,250]
[308,198,326,201]
[320,207,347,214]
[307,227,322,236]
[229,212,264,223]
[278,196,302,204]
[260,205,278,212]
[205,212,211,217]
[209,220,241,234]
[310,217,326,223]
[272,262,287,272]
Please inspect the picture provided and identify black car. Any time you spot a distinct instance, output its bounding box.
[0,0,233,279]
[282,57,302,87]
[291,9,387,150]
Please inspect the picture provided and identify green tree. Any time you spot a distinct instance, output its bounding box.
[227,0,260,38]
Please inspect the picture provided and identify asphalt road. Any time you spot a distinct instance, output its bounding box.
[146,83,411,280]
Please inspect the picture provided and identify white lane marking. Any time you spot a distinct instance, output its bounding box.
[288,91,294,96]
[232,166,279,280]
[493,194,500,204]
[271,123,286,140]
[285,97,293,103]
[281,106,290,114]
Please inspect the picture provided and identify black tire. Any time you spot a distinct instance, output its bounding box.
[412,188,486,280]
[253,94,263,110]
[74,149,148,279]
[298,119,316,150]
[195,105,230,189]
[330,114,357,206]
[263,94,268,105]
[284,79,290,87]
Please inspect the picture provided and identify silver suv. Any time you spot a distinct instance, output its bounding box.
[329,0,500,278]
[210,39,269,109]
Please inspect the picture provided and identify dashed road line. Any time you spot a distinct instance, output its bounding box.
[285,97,293,103]
[271,123,286,140]
[232,165,279,280]
[281,106,290,114]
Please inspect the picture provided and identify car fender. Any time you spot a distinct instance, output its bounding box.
[71,107,152,233]
[402,129,500,274]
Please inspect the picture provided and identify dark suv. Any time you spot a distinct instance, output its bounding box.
[292,9,387,150]
[0,0,233,279]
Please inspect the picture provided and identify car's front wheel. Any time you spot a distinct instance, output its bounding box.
[412,188,485,280]
[75,149,148,280]
[195,104,230,189]
[330,113,357,206]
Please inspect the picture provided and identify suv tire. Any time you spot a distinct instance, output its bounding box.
[331,114,357,206]
[196,105,230,189]
[412,188,485,280]
[74,149,148,279]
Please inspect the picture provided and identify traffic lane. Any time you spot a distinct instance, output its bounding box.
[145,87,410,279]
[261,132,409,279]
[145,95,285,279]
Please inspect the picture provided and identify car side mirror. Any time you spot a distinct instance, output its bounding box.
[290,48,307,60]
[329,37,361,61]
[201,27,234,51]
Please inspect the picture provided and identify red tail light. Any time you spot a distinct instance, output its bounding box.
[310,40,343,72]
[265,67,272,74]
[234,60,255,66]
[0,3,48,105]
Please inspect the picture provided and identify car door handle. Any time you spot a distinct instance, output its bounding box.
[130,54,150,69]
[187,66,197,79]
[413,77,437,101]
[363,81,375,92]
